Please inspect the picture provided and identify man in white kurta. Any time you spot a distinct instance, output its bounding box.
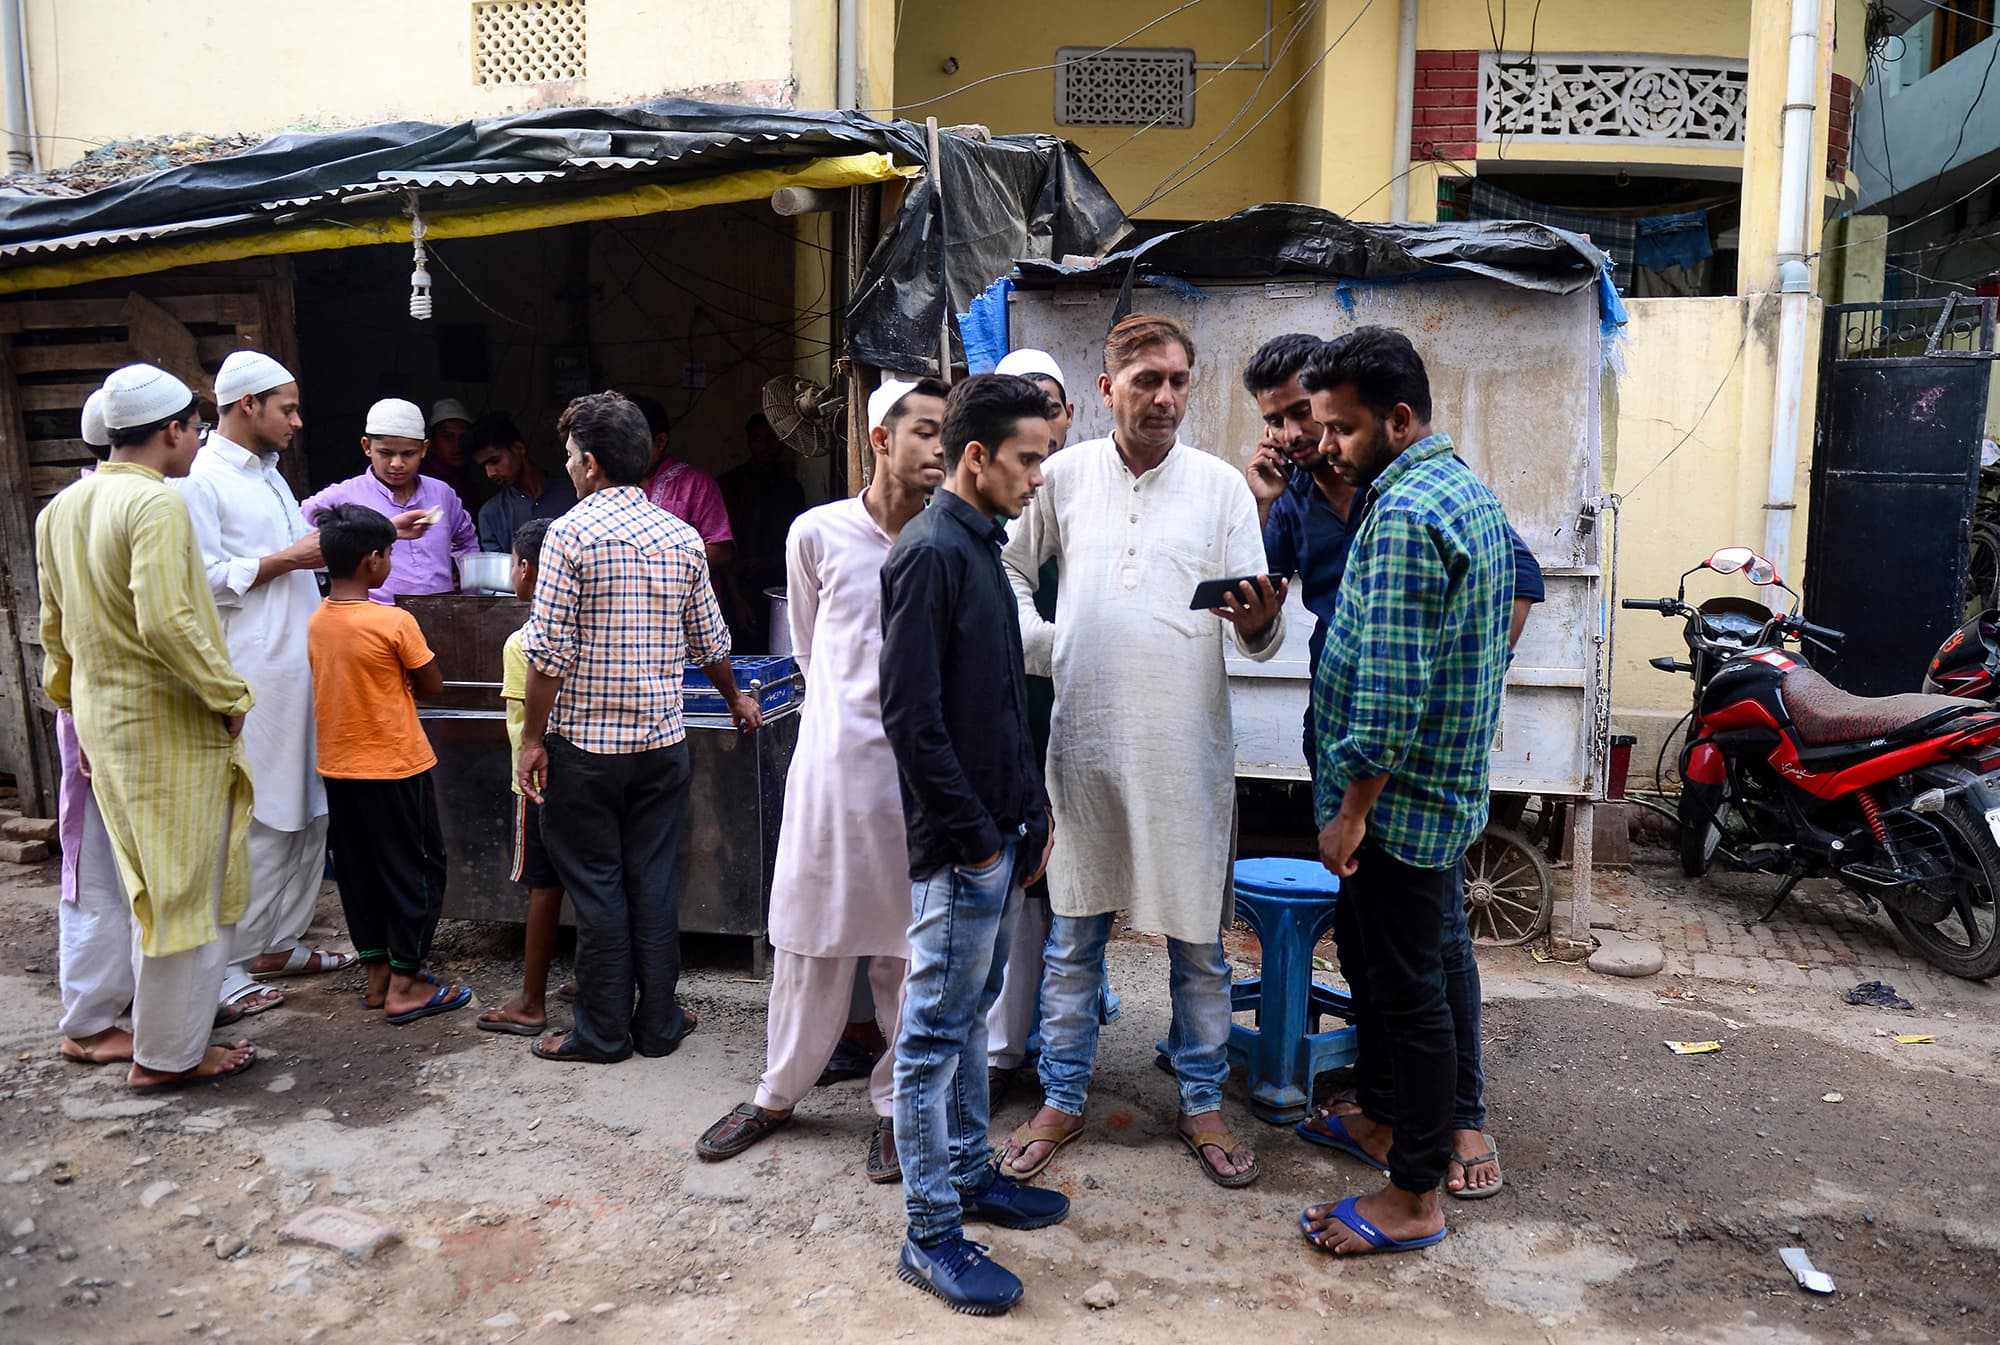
[174,352,343,1016]
[694,379,946,1179]
[999,316,1284,1188]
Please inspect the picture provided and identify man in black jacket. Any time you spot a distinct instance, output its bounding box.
[878,374,1065,1315]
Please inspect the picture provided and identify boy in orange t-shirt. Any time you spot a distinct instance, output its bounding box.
[306,504,473,1025]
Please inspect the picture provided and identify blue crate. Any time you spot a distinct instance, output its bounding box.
[683,655,800,716]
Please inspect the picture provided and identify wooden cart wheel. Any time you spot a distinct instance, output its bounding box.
[1463,824,1554,946]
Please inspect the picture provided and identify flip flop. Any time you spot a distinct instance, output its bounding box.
[1179,1125,1259,1188]
[529,1030,630,1065]
[360,969,440,1008]
[131,1046,258,1096]
[1299,1196,1448,1256]
[999,1120,1083,1180]
[475,1010,547,1036]
[254,948,357,979]
[1295,1113,1391,1174]
[1447,1136,1504,1200]
[220,984,285,1017]
[385,983,473,1025]
[212,1002,246,1028]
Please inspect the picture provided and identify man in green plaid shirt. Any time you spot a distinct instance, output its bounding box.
[1296,327,1513,1260]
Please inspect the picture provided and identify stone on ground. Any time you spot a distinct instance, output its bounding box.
[279,1206,402,1260]
[1083,1279,1119,1309]
[1588,932,1665,979]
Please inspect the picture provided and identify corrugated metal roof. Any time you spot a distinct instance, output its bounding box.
[0,212,261,258]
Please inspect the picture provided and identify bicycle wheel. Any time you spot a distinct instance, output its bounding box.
[1966,522,2000,622]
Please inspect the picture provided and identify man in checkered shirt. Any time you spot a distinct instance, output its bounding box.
[1299,327,1512,1259]
[516,392,762,1065]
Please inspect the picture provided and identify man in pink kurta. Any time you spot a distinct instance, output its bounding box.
[695,378,949,1180]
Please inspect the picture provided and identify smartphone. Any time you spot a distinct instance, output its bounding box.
[1189,575,1270,610]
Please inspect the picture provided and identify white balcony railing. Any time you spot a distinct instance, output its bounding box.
[1478,53,1750,147]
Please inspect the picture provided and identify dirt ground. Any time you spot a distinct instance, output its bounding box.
[1,841,1996,1345]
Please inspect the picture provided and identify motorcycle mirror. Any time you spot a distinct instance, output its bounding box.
[1706,546,1755,575]
[1745,555,1780,586]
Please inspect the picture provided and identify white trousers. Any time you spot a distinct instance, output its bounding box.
[755,950,906,1116]
[57,792,134,1040]
[987,887,1052,1070]
[218,815,330,1005]
[131,820,234,1074]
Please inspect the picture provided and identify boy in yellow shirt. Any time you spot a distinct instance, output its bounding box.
[478,519,568,1034]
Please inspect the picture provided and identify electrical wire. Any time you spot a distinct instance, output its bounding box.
[1906,6,2000,218]
[869,0,1209,115]
[1621,322,1752,499]
[1091,0,1322,168]
[1343,151,1477,217]
[1816,163,2000,258]
[424,240,546,331]
[1131,0,1377,214]
[1120,0,1324,203]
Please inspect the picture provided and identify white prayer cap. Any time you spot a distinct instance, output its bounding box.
[79,389,110,448]
[100,363,194,430]
[867,378,921,433]
[995,348,1068,397]
[365,398,428,439]
[213,350,295,404]
[429,397,472,428]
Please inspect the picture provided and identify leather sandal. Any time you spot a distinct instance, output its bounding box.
[1180,1124,1259,1188]
[696,1103,791,1161]
[864,1116,900,1184]
[999,1119,1082,1180]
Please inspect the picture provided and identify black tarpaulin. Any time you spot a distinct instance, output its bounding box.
[0,99,1129,371]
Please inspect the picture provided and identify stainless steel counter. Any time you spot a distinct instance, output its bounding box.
[397,593,800,970]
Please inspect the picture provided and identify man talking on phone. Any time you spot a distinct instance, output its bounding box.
[1000,313,1283,1191]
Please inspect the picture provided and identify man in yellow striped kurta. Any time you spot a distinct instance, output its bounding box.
[37,364,260,1093]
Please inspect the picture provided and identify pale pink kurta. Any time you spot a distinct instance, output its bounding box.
[766,496,912,960]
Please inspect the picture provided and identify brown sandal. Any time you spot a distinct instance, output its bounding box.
[695,1103,791,1161]
[999,1120,1083,1180]
[864,1116,900,1184]
[1180,1125,1260,1188]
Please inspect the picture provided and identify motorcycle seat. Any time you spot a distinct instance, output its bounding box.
[1779,667,1980,746]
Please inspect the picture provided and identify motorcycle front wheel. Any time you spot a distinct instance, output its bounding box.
[1889,800,2000,980]
[1678,778,1725,878]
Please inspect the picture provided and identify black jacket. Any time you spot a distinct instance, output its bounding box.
[879,489,1049,879]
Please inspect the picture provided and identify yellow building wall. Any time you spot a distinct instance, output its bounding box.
[9,0,799,169]
[893,0,1305,221]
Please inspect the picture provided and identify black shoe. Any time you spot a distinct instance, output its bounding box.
[960,1170,1070,1231]
[816,1036,880,1087]
[897,1235,1022,1315]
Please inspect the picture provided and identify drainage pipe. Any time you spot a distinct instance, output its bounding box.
[1762,0,1823,595]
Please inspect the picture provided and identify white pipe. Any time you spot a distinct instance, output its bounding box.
[1762,0,1823,600]
[836,0,857,110]
[1389,0,1417,221]
[2,0,34,173]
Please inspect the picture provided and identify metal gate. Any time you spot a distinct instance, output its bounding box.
[1804,297,1997,696]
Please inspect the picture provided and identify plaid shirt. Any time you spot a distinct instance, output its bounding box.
[520,485,730,754]
[1311,434,1513,868]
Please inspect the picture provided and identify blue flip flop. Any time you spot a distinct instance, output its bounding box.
[1294,1113,1391,1174]
[385,982,473,1025]
[1299,1197,1447,1256]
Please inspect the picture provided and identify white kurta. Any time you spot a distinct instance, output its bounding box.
[766,497,913,959]
[1003,438,1281,944]
[175,434,325,832]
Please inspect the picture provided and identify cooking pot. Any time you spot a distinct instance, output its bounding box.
[459,552,513,595]
[765,587,791,655]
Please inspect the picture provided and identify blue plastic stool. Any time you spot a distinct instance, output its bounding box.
[1155,858,1357,1123]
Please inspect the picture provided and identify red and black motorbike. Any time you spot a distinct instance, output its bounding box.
[1628,547,2000,980]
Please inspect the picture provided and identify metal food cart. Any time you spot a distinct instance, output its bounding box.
[400,594,800,971]
[1001,210,1618,945]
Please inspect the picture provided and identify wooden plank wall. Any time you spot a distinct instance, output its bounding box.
[0,259,299,814]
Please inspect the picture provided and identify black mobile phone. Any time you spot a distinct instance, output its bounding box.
[1189,575,1269,610]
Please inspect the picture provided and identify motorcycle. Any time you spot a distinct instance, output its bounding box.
[1925,609,2000,698]
[1626,546,2000,980]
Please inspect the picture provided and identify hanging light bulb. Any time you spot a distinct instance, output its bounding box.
[408,192,434,321]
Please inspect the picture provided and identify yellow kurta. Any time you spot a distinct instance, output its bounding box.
[37,462,256,957]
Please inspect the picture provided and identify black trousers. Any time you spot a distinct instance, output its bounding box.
[324,771,448,972]
[540,734,692,1062]
[1331,837,1457,1194]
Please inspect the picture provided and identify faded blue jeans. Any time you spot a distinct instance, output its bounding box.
[893,842,1021,1244]
[1035,912,1232,1118]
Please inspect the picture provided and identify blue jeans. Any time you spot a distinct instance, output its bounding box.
[894,843,1021,1244]
[1035,912,1232,1118]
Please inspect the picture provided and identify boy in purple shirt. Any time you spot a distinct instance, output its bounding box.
[299,398,477,603]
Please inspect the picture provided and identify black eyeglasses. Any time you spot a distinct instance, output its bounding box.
[195,421,215,443]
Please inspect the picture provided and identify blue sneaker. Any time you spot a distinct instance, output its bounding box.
[961,1169,1071,1230]
[897,1234,1023,1315]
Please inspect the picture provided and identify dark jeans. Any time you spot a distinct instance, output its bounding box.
[540,734,692,1062]
[1331,838,1456,1194]
[323,771,447,972]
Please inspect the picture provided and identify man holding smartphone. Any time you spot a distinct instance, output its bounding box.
[999,314,1284,1190]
